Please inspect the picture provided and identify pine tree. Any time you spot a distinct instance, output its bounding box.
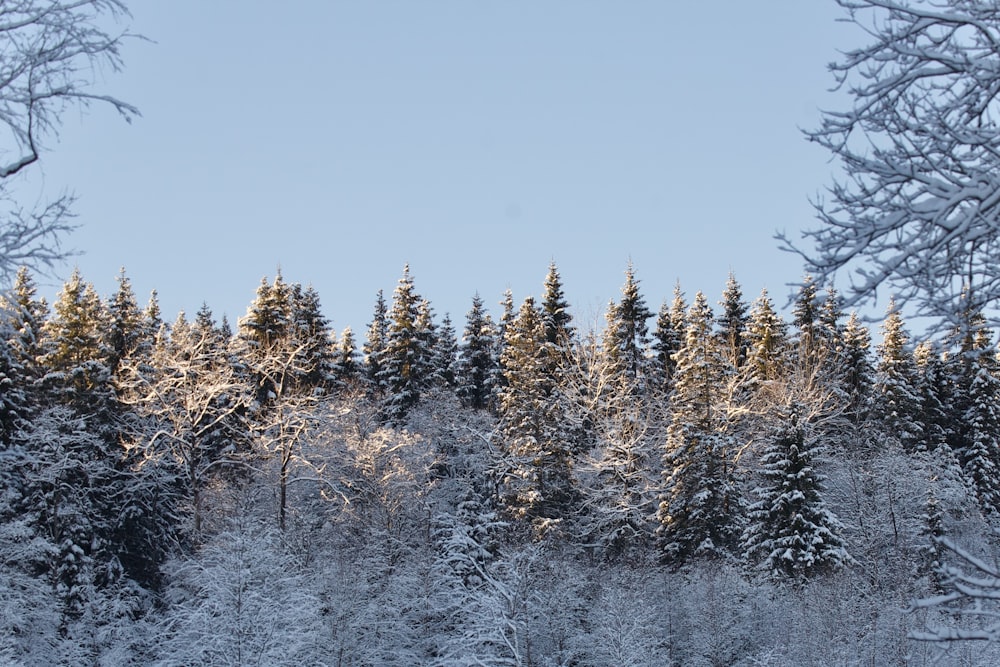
[456,294,497,411]
[741,401,852,580]
[657,292,741,563]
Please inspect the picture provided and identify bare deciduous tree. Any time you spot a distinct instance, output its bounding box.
[780,0,1000,332]
[0,0,138,282]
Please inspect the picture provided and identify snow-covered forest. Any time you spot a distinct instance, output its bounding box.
[9,0,1000,664]
[2,261,1000,665]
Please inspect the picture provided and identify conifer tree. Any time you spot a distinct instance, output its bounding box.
[791,277,839,393]
[363,290,389,394]
[414,297,440,389]
[105,268,145,376]
[841,312,874,427]
[954,317,1000,514]
[0,322,25,444]
[602,263,653,393]
[457,294,497,411]
[650,283,687,395]
[541,261,573,348]
[718,272,749,370]
[289,284,335,393]
[497,297,576,528]
[657,292,741,563]
[429,312,457,390]
[332,326,361,390]
[493,289,516,401]
[0,267,45,438]
[742,401,852,580]
[238,274,296,405]
[241,273,292,353]
[741,288,789,394]
[792,276,821,356]
[873,299,922,452]
[380,265,425,420]
[913,341,952,455]
[4,267,49,390]
[40,269,114,423]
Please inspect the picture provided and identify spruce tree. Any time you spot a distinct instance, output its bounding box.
[105,268,145,376]
[363,290,389,395]
[0,321,26,444]
[457,294,497,411]
[4,267,49,400]
[792,276,820,358]
[913,341,951,455]
[650,283,687,394]
[955,318,1000,514]
[332,326,361,390]
[380,265,424,420]
[541,261,573,348]
[431,313,458,390]
[39,269,114,423]
[873,299,922,452]
[602,263,653,393]
[657,292,741,563]
[741,288,789,394]
[289,284,335,394]
[497,297,576,528]
[841,311,873,426]
[741,402,852,580]
[414,297,440,389]
[718,272,749,370]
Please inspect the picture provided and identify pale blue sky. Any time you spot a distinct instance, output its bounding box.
[24,1,856,335]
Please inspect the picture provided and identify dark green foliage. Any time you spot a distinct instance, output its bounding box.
[380,265,425,420]
[874,300,923,452]
[650,283,686,394]
[497,297,577,527]
[658,292,741,563]
[603,263,653,393]
[541,261,573,348]
[718,272,749,370]
[742,403,851,580]
[457,294,497,410]
[841,312,874,426]
[332,326,361,389]
[741,288,788,390]
[363,290,389,394]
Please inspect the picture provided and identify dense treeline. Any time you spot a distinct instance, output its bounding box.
[2,262,1000,665]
